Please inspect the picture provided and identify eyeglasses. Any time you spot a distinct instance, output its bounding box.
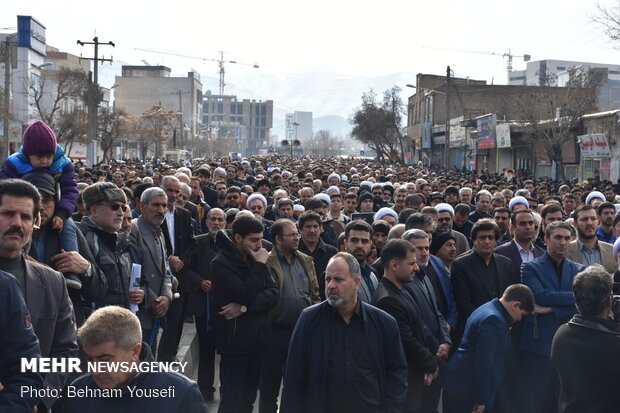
[250,205,264,211]
[41,197,55,207]
[281,233,300,239]
[98,203,128,212]
[226,195,239,200]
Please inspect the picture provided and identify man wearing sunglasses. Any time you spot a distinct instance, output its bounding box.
[79,181,143,316]
[24,174,106,327]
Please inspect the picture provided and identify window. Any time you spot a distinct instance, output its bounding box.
[231,104,236,114]
[217,103,224,114]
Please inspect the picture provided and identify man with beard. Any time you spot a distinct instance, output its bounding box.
[459,187,473,209]
[298,211,338,300]
[444,186,460,207]
[493,207,511,245]
[343,193,358,218]
[261,219,320,413]
[129,187,173,354]
[401,229,451,412]
[247,193,272,241]
[193,208,225,400]
[596,202,617,244]
[194,167,219,209]
[281,252,408,413]
[215,181,228,208]
[372,239,438,413]
[224,186,243,210]
[565,205,616,273]
[393,187,408,213]
[469,190,492,223]
[435,203,470,256]
[211,215,278,413]
[429,231,459,333]
[519,222,585,413]
[343,220,378,303]
[358,191,375,213]
[452,203,474,242]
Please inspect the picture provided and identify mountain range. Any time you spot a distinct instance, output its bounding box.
[99,62,417,143]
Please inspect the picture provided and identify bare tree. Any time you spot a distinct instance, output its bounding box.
[351,87,406,164]
[30,68,89,144]
[305,130,341,156]
[593,1,620,41]
[98,107,131,162]
[509,67,601,179]
[127,106,176,160]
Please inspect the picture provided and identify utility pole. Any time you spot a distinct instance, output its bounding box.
[171,90,189,149]
[77,36,115,145]
[2,37,11,159]
[444,65,451,169]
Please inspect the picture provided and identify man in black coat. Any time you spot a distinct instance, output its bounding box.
[211,216,279,413]
[551,265,620,413]
[158,176,199,362]
[372,239,438,413]
[451,219,514,343]
[192,207,225,401]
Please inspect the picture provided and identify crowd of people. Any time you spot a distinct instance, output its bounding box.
[2,119,620,413]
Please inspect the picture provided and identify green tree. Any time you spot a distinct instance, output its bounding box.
[351,86,406,164]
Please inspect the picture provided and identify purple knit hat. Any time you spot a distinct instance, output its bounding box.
[22,120,57,156]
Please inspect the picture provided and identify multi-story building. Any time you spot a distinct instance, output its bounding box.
[114,65,202,154]
[285,111,313,141]
[202,93,273,156]
[509,59,620,86]
[0,16,49,153]
[407,73,575,177]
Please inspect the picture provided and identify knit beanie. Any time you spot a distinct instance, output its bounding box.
[22,120,57,156]
[430,231,456,255]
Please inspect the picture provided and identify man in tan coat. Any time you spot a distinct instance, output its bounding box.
[261,218,320,413]
[565,205,616,273]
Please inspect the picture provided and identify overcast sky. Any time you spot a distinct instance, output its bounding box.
[3,0,620,98]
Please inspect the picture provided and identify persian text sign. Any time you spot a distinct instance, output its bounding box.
[578,134,611,158]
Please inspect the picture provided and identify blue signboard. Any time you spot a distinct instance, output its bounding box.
[421,123,432,149]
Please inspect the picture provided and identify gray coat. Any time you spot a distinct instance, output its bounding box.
[129,216,173,329]
[23,259,78,410]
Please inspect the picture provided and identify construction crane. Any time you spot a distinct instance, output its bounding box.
[424,46,531,83]
[135,48,259,95]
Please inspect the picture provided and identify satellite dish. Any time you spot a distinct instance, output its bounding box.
[281,140,289,146]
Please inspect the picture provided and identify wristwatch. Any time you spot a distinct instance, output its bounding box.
[240,305,248,314]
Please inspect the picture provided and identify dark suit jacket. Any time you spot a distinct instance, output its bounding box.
[23,260,79,409]
[161,207,199,295]
[451,250,514,340]
[372,277,438,410]
[519,253,585,357]
[192,232,220,318]
[442,298,513,409]
[183,201,202,235]
[202,185,218,209]
[29,223,107,327]
[130,216,173,329]
[494,240,545,285]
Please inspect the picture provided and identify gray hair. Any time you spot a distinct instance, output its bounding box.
[459,187,472,196]
[141,187,167,205]
[160,175,180,190]
[176,167,192,178]
[273,188,289,198]
[388,224,406,239]
[206,208,224,219]
[179,183,191,196]
[299,187,314,196]
[329,252,361,280]
[515,189,531,198]
[402,228,429,242]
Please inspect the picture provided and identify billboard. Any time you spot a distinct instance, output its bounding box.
[496,123,511,148]
[17,16,47,56]
[476,114,496,149]
[578,134,611,158]
[449,116,467,148]
[421,123,432,149]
